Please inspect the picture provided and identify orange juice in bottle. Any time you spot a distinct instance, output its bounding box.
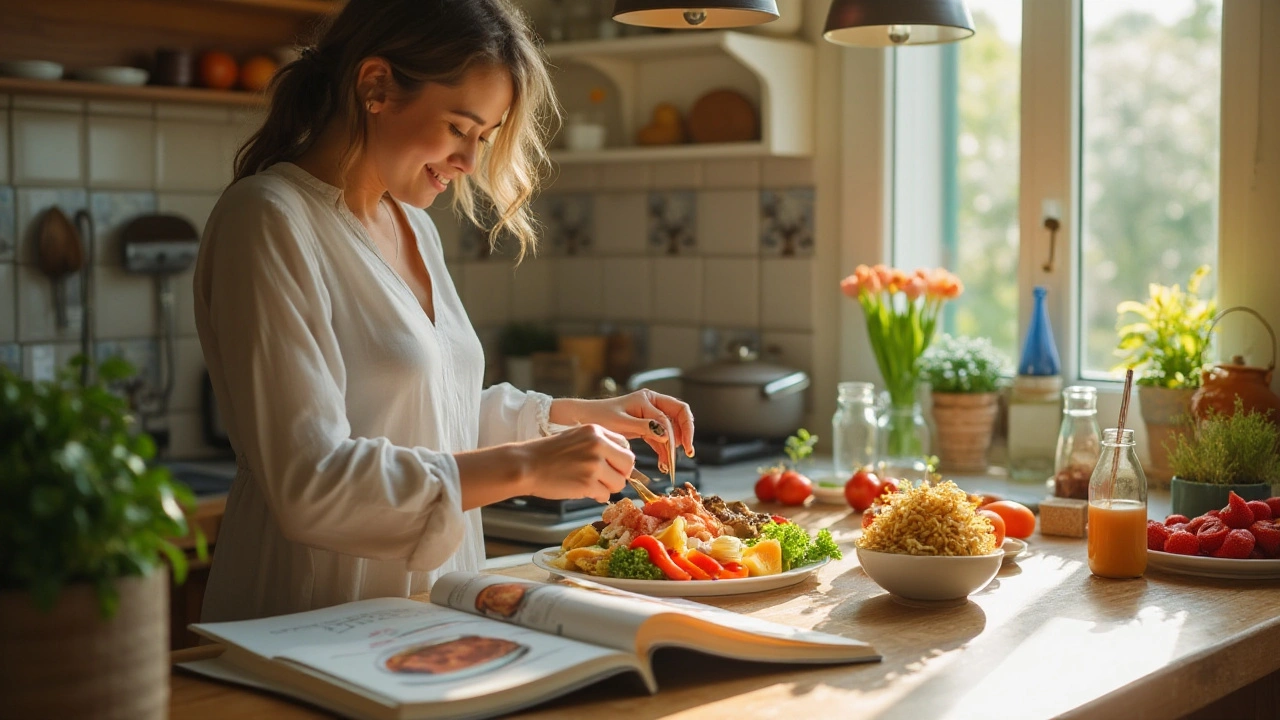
[1087,429,1148,579]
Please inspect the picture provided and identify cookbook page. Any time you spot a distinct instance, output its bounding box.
[191,597,632,706]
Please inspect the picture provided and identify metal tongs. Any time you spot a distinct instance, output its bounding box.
[627,468,662,504]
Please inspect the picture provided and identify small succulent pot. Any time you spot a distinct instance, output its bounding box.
[1169,477,1272,519]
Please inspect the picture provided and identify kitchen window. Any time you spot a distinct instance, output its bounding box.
[890,0,1222,381]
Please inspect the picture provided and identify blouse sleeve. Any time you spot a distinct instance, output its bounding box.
[476,383,556,448]
[195,186,463,572]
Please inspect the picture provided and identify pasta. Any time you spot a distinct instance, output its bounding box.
[855,480,997,556]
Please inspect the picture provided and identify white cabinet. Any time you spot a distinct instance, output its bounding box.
[545,30,814,163]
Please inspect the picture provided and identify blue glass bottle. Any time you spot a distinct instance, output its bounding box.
[1019,286,1061,376]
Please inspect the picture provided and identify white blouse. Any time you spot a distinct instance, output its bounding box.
[193,162,552,622]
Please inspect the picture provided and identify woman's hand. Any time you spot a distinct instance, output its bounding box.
[518,424,634,503]
[550,391,695,473]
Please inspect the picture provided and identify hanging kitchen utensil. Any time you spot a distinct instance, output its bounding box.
[35,207,84,330]
[1191,306,1280,426]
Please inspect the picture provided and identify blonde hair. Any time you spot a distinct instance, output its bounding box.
[234,0,559,259]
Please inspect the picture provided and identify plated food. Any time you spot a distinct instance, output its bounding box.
[382,636,526,677]
[1146,492,1280,578]
[544,483,841,586]
[474,582,534,619]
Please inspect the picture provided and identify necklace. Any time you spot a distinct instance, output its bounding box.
[382,197,400,264]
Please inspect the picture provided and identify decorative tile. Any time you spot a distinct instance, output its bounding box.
[90,191,158,264]
[95,338,161,402]
[541,193,593,256]
[0,187,14,261]
[760,187,815,257]
[648,190,696,256]
[700,327,762,364]
[15,187,88,265]
[0,343,20,373]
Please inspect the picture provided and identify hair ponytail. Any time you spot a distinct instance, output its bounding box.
[234,48,337,182]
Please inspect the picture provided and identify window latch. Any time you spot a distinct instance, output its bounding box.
[1041,200,1062,273]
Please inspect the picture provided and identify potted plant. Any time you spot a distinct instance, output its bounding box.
[1166,398,1279,518]
[919,334,1011,473]
[499,322,557,390]
[1115,264,1217,485]
[0,358,204,719]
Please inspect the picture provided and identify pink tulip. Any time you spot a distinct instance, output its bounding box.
[873,264,894,289]
[840,274,860,298]
[903,276,927,301]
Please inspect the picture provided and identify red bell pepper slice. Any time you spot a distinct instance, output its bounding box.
[718,561,749,579]
[629,535,691,581]
[770,514,790,525]
[669,551,713,581]
[685,549,725,579]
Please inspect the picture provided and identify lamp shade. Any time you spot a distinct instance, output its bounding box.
[613,0,779,29]
[823,0,974,47]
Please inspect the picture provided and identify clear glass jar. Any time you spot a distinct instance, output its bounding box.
[1053,386,1101,499]
[875,395,931,480]
[832,382,878,479]
[1087,428,1148,579]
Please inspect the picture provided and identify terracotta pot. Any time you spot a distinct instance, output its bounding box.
[1191,306,1280,426]
[0,570,169,720]
[931,392,999,473]
[1139,385,1196,487]
[1170,477,1272,519]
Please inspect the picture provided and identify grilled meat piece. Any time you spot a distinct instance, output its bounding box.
[701,494,773,539]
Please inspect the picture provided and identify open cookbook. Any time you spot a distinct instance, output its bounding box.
[179,571,881,720]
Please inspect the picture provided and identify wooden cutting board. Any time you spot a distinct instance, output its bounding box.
[687,89,758,143]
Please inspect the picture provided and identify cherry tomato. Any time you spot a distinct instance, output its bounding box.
[862,507,876,529]
[878,477,900,498]
[978,509,1006,547]
[983,500,1036,539]
[843,469,882,512]
[754,470,781,503]
[775,471,813,506]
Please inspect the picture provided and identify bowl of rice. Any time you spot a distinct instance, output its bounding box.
[854,479,1003,601]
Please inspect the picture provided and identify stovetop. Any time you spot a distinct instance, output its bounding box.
[692,435,786,466]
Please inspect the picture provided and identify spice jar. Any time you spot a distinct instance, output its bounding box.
[831,382,878,479]
[1053,386,1100,499]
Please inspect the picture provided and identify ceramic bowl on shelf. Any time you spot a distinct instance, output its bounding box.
[856,546,1004,601]
[73,66,149,86]
[0,60,64,81]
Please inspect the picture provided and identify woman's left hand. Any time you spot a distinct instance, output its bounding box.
[549,391,694,473]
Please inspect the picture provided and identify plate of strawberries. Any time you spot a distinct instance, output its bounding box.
[1146,492,1280,579]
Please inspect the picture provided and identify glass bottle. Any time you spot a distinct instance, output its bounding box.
[1087,428,1148,579]
[1053,386,1101,499]
[1019,286,1061,376]
[875,390,931,480]
[832,382,878,479]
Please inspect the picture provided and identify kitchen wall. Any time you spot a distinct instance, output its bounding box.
[0,95,261,458]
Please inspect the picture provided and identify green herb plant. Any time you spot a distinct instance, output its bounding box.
[1166,398,1280,485]
[1115,264,1217,389]
[0,357,205,618]
[918,335,1010,394]
[784,428,818,467]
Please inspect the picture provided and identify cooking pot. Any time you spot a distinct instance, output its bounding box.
[626,346,810,439]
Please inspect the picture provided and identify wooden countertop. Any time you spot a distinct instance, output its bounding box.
[170,501,1280,719]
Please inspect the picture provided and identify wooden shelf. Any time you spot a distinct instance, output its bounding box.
[0,76,264,106]
[550,141,773,164]
[205,0,337,14]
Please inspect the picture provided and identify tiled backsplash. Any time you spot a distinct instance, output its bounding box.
[1,90,817,457]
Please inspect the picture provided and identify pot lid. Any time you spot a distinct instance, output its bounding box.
[684,356,803,386]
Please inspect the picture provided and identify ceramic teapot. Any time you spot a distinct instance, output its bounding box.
[1190,306,1280,423]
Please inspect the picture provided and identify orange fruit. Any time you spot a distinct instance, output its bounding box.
[199,51,239,90]
[239,55,279,92]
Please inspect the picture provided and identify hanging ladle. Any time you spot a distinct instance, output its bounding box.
[35,207,84,329]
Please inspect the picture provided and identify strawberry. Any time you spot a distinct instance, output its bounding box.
[1186,515,1210,534]
[1197,521,1229,554]
[1246,500,1272,522]
[1164,514,1190,527]
[1249,548,1266,559]
[1248,521,1280,556]
[1219,491,1255,529]
[1206,509,1221,519]
[1164,531,1200,556]
[1147,521,1171,551]
[1266,497,1280,518]
[1212,529,1256,559]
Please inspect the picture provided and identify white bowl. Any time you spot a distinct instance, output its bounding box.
[0,60,64,81]
[856,546,1004,601]
[74,66,149,86]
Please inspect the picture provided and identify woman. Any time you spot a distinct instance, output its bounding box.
[194,0,693,622]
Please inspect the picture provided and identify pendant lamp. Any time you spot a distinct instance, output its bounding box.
[823,0,974,47]
[612,0,780,30]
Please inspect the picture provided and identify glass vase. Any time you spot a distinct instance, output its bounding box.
[875,397,931,480]
[832,382,878,479]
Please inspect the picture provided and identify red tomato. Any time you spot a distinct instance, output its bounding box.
[862,508,876,529]
[978,509,1006,546]
[878,477,900,498]
[843,469,882,512]
[754,470,781,503]
[775,471,813,506]
[983,501,1036,539]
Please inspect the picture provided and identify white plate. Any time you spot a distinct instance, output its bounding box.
[0,60,63,80]
[532,548,830,597]
[1146,550,1280,580]
[812,484,848,505]
[1002,537,1027,564]
[74,66,149,86]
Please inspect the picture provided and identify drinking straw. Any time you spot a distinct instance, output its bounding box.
[1107,368,1135,499]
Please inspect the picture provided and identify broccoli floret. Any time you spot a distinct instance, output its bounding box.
[747,523,843,571]
[606,547,665,580]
